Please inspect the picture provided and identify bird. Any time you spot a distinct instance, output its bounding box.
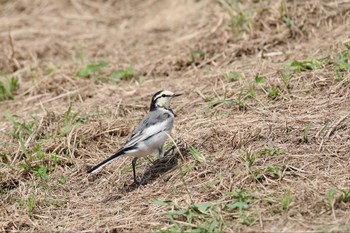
[87,90,182,184]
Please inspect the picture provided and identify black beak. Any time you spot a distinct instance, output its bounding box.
[173,93,182,97]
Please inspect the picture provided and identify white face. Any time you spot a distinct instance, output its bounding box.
[154,90,176,108]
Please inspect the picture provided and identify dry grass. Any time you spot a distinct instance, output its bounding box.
[1,0,350,232]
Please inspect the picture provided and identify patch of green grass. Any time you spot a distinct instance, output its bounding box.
[257,148,284,157]
[50,153,58,167]
[243,151,259,168]
[207,171,224,187]
[243,148,284,180]
[18,162,31,171]
[280,190,292,212]
[48,198,67,207]
[264,189,293,215]
[110,66,138,82]
[338,188,350,203]
[278,2,292,28]
[248,164,283,181]
[303,122,313,143]
[75,59,140,83]
[32,165,48,180]
[280,73,290,85]
[290,57,327,73]
[73,46,85,65]
[244,75,266,99]
[243,151,263,180]
[199,93,213,103]
[208,92,234,109]
[254,75,265,84]
[334,43,350,78]
[58,175,66,185]
[188,50,205,65]
[281,44,349,81]
[153,199,225,232]
[317,122,330,138]
[46,65,61,75]
[206,88,253,111]
[17,151,59,181]
[246,85,255,98]
[264,164,283,179]
[75,61,108,78]
[325,188,350,209]
[344,43,350,51]
[287,44,349,79]
[180,146,205,174]
[5,112,33,140]
[267,87,279,99]
[153,184,256,231]
[15,142,61,181]
[0,76,18,101]
[224,71,242,82]
[46,67,55,75]
[189,146,205,164]
[0,154,11,168]
[27,193,35,216]
[60,105,81,136]
[220,0,252,34]
[235,89,247,111]
[325,188,337,211]
[226,189,255,225]
[120,163,134,174]
[18,136,31,160]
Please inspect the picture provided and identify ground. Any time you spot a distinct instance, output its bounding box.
[1,0,350,232]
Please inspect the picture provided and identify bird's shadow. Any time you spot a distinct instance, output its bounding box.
[102,141,188,203]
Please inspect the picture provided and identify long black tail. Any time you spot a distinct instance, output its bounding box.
[87,150,124,174]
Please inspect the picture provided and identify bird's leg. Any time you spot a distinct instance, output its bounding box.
[158,145,164,159]
[132,157,139,184]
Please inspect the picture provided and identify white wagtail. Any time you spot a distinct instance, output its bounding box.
[87,90,182,183]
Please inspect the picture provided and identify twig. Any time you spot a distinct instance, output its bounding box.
[8,31,21,69]
[9,32,15,60]
[70,0,87,15]
[325,113,350,138]
[35,88,88,106]
[91,127,125,138]
[113,98,123,118]
[165,132,185,162]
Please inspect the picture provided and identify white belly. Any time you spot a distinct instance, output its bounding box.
[129,130,170,158]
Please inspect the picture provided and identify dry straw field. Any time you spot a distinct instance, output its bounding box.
[1,0,350,232]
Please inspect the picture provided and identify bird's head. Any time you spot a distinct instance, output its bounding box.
[150,90,182,111]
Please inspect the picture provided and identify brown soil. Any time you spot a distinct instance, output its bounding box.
[1,0,350,232]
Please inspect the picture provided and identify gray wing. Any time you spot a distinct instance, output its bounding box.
[123,110,173,148]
